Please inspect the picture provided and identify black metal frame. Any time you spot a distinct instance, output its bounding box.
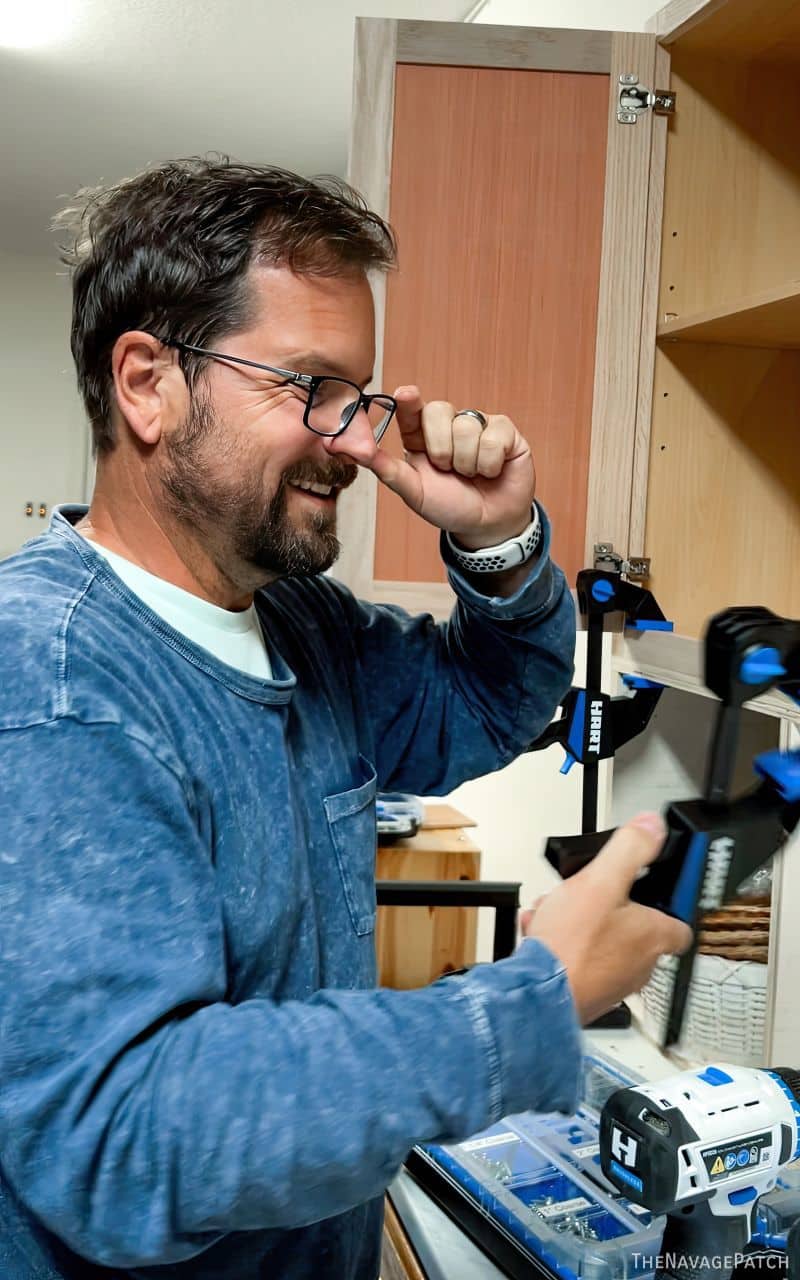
[402,1147,553,1280]
[375,879,521,963]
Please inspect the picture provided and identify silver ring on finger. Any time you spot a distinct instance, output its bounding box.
[454,408,488,429]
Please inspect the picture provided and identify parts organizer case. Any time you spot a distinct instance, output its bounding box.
[404,1050,798,1278]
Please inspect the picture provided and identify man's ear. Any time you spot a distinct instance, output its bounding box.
[111,332,186,445]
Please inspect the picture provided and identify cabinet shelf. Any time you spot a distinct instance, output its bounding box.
[657,279,800,349]
[612,630,800,724]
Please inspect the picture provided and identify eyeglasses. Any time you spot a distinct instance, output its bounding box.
[160,338,397,444]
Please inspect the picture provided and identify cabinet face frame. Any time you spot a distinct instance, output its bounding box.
[339,19,666,613]
[646,0,730,44]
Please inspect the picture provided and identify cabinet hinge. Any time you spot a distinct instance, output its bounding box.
[594,542,651,579]
[617,74,676,125]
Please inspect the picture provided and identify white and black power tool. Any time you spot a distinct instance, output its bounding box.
[599,1063,800,1279]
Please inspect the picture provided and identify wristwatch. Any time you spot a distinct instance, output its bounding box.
[445,504,542,574]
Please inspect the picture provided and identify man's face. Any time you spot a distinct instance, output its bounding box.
[160,264,377,581]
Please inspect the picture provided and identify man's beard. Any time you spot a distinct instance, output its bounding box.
[160,396,358,579]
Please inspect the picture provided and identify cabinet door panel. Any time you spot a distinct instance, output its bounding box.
[341,20,663,613]
[374,63,608,585]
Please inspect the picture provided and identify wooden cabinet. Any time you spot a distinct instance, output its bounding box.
[342,4,799,633]
[376,806,481,989]
[341,20,661,613]
[381,1197,425,1280]
[644,0,800,637]
[347,2,800,1065]
[616,0,800,1065]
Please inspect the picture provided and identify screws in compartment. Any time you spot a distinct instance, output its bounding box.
[530,1195,555,1219]
[480,1156,512,1183]
[528,1197,601,1240]
[548,1214,600,1240]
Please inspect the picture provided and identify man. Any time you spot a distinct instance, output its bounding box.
[0,158,689,1279]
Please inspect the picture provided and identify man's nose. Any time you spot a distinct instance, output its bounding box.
[322,406,377,467]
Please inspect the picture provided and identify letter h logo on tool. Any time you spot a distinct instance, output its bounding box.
[612,1126,639,1169]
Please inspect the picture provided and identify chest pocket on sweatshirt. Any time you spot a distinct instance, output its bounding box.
[323,756,378,937]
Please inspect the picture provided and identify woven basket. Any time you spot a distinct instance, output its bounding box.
[640,953,768,1067]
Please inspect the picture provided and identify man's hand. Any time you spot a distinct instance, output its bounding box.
[522,813,693,1026]
[368,387,536,547]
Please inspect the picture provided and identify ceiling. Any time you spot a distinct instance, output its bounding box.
[0,0,474,257]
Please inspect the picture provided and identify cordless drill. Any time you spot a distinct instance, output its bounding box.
[599,1063,800,1279]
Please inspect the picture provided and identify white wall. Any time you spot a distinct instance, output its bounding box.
[0,250,89,558]
[473,0,661,29]
[446,740,583,962]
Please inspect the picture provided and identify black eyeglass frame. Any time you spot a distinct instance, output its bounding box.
[160,337,397,444]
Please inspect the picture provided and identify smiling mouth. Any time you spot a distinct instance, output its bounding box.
[288,480,337,500]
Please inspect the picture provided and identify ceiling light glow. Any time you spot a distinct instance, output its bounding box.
[0,0,75,49]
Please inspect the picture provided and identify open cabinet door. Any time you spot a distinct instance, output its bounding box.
[336,18,668,615]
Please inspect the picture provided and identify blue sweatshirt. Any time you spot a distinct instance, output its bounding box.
[0,505,579,1280]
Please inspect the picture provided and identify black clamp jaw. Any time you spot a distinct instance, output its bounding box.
[529,565,672,832]
[546,605,800,1048]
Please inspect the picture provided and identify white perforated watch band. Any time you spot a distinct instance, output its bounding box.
[445,504,542,573]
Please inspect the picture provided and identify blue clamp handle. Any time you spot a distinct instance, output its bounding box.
[627,619,675,632]
[740,646,788,685]
[754,749,800,804]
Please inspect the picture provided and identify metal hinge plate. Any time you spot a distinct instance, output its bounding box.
[617,74,676,124]
[594,542,651,579]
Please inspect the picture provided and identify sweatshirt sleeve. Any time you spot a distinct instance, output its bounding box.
[334,503,577,794]
[0,716,581,1268]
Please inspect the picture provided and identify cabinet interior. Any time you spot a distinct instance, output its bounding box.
[644,27,800,637]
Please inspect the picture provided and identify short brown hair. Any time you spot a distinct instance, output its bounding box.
[55,156,397,454]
